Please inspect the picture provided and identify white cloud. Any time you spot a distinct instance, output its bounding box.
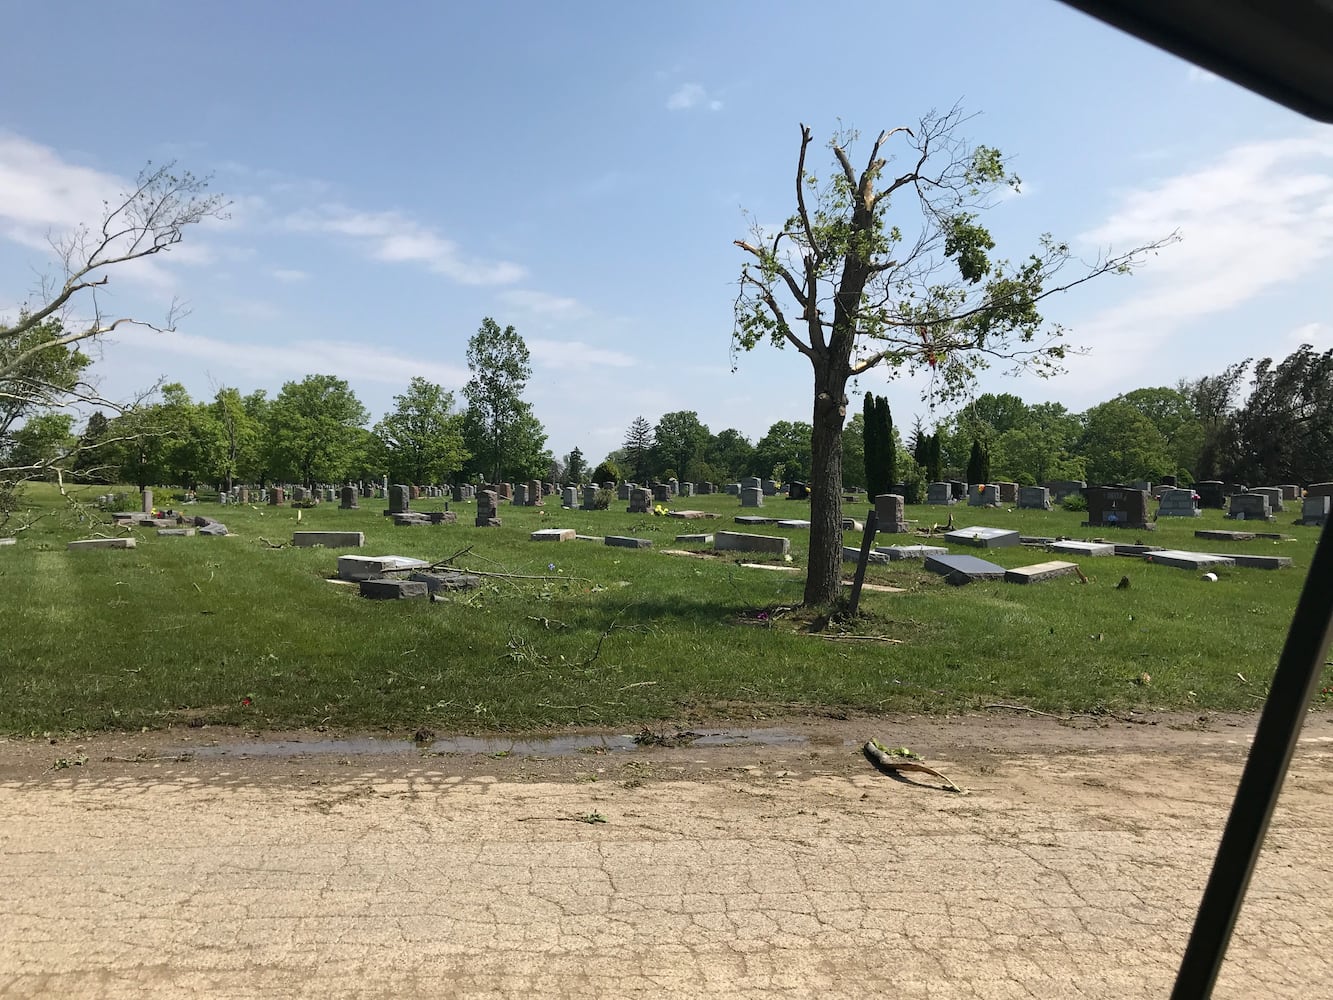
[667,83,722,112]
[287,205,525,285]
[528,339,636,369]
[107,326,469,388]
[1286,321,1333,352]
[498,289,583,317]
[1055,131,1333,394]
[272,268,309,283]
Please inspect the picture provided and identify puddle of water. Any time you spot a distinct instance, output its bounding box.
[185,728,811,760]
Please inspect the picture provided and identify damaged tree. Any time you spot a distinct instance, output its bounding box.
[734,109,1172,606]
[1,163,226,518]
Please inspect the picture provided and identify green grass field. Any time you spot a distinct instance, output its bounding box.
[0,483,1324,735]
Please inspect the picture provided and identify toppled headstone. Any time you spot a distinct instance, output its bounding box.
[359,578,428,600]
[776,519,811,528]
[0,537,15,546]
[408,571,482,592]
[531,528,576,542]
[924,553,1006,583]
[1004,561,1080,584]
[876,544,947,560]
[943,526,1021,549]
[605,535,652,549]
[668,510,718,520]
[337,555,430,582]
[1144,550,1236,570]
[734,515,778,526]
[198,521,229,536]
[157,528,196,537]
[841,518,864,532]
[1202,553,1293,570]
[427,511,458,525]
[1048,540,1114,557]
[714,531,790,556]
[293,531,365,548]
[675,533,713,544]
[1195,529,1255,542]
[842,546,890,564]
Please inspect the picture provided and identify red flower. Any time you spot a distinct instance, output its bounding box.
[241,696,253,707]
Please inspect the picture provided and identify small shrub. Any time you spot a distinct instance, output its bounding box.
[1062,494,1088,512]
[592,488,612,511]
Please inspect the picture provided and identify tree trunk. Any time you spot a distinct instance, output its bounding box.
[804,366,848,607]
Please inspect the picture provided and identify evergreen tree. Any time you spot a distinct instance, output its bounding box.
[876,395,896,491]
[966,438,990,484]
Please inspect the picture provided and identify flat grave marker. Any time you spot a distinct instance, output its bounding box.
[1004,560,1081,584]
[924,553,1006,582]
[943,526,1020,549]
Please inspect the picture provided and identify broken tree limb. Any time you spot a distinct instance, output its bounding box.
[811,633,903,644]
[862,740,966,793]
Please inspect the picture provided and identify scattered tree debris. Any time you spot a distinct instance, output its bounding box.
[862,739,965,793]
[633,727,701,748]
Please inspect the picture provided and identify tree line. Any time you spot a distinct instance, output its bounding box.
[2,317,555,493]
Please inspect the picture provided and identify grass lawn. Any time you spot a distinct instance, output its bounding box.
[0,483,1325,735]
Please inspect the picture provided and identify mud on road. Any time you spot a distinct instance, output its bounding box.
[2,711,1331,999]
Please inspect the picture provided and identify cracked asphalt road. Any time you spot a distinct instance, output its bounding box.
[1,714,1330,998]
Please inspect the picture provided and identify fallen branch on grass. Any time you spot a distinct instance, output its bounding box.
[810,633,903,644]
[863,740,966,793]
[983,703,1071,720]
[257,537,288,548]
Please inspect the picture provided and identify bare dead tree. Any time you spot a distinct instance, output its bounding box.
[1,162,226,516]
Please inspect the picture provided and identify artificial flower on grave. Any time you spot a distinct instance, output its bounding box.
[654,504,669,516]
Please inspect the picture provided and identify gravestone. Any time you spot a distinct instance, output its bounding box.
[741,476,762,492]
[605,535,652,549]
[943,526,1020,549]
[497,483,513,501]
[141,488,153,513]
[1004,561,1080,584]
[1250,487,1284,513]
[1302,495,1330,526]
[1195,481,1226,509]
[843,546,891,564]
[338,486,359,510]
[1017,486,1052,510]
[714,531,790,556]
[1049,540,1114,557]
[426,511,457,525]
[653,483,671,502]
[735,515,778,526]
[1144,550,1236,571]
[1227,493,1273,521]
[514,483,529,506]
[949,481,968,500]
[583,485,599,509]
[668,478,679,496]
[617,482,632,501]
[996,482,1019,504]
[452,484,465,502]
[675,533,713,544]
[409,485,420,500]
[359,579,428,600]
[238,488,250,504]
[1281,484,1302,501]
[1129,480,1152,493]
[527,479,543,506]
[1043,480,1086,505]
[531,528,576,542]
[1161,475,1178,487]
[337,555,429,581]
[1083,486,1152,529]
[69,538,137,550]
[270,487,285,506]
[740,487,764,508]
[1157,488,1200,517]
[387,484,410,514]
[627,487,651,514]
[924,553,1006,583]
[968,484,1001,507]
[763,480,779,496]
[292,486,308,504]
[874,494,910,533]
[680,482,694,497]
[725,483,741,496]
[699,482,715,495]
[563,486,578,508]
[876,544,947,561]
[926,482,954,505]
[787,481,809,500]
[475,490,501,527]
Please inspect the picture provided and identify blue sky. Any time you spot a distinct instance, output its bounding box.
[3,0,1331,464]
